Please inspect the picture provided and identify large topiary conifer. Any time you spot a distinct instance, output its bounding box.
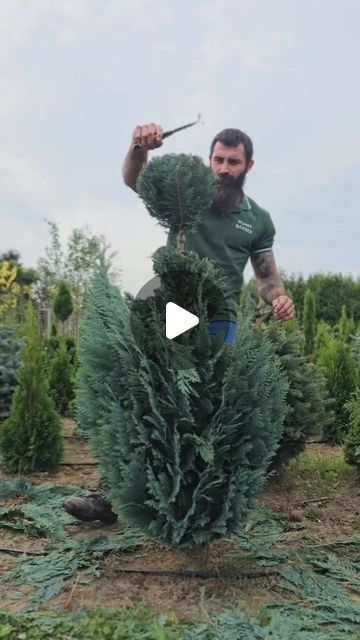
[0,307,63,473]
[76,154,288,549]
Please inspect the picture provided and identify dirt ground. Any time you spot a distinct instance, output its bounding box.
[0,419,359,620]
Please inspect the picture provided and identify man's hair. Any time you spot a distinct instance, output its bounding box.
[209,128,254,163]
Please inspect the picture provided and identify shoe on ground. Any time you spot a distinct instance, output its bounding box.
[63,494,118,524]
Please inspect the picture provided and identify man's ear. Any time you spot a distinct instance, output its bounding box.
[246,159,255,173]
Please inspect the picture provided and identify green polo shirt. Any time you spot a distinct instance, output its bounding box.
[166,194,276,322]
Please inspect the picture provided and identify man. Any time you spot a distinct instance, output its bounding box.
[63,123,294,523]
[124,123,294,338]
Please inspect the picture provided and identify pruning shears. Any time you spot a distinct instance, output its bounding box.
[133,114,202,149]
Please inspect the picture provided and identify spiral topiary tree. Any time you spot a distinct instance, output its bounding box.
[76,154,288,550]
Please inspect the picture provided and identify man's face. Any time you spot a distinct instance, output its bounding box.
[209,142,254,213]
[210,141,249,180]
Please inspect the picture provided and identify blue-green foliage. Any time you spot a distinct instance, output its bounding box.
[263,323,334,470]
[76,154,288,549]
[0,325,23,422]
[137,154,217,234]
[77,261,287,549]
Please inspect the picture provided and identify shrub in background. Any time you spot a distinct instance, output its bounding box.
[48,338,75,416]
[0,326,23,423]
[344,388,360,468]
[303,289,317,357]
[316,337,358,444]
[0,306,63,473]
[260,322,334,470]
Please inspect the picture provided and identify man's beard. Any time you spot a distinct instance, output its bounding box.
[211,171,247,215]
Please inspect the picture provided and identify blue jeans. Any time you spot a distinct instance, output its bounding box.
[208,321,237,345]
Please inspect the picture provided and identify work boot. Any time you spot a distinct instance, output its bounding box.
[63,493,118,524]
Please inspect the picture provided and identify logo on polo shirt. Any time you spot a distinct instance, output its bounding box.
[236,219,253,234]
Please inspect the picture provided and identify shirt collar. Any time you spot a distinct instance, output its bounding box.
[235,193,251,213]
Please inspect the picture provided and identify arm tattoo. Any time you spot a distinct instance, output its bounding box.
[250,251,285,304]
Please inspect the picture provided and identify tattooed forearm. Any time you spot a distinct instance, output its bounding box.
[257,275,285,304]
[250,251,285,304]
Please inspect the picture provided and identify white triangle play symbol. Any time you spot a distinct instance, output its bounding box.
[166,302,199,340]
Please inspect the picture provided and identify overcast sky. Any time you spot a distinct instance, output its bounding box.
[1,0,359,294]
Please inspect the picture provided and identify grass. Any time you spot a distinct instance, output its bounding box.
[286,449,357,495]
[0,607,188,640]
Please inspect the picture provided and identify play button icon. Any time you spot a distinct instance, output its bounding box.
[166,302,199,340]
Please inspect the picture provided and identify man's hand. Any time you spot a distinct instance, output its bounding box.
[123,122,164,191]
[132,123,163,150]
[271,295,295,321]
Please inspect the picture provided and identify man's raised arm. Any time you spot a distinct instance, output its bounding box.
[122,122,163,192]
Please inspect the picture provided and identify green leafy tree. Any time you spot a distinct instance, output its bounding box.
[344,387,360,468]
[281,272,360,326]
[308,273,360,325]
[35,221,65,310]
[35,221,118,337]
[76,154,288,550]
[262,323,334,470]
[303,289,316,356]
[0,307,63,473]
[0,250,38,288]
[316,337,358,444]
[0,327,23,422]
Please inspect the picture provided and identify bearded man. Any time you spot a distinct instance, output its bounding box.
[63,124,295,523]
[123,124,295,343]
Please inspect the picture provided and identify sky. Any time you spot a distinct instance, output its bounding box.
[1,0,359,295]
